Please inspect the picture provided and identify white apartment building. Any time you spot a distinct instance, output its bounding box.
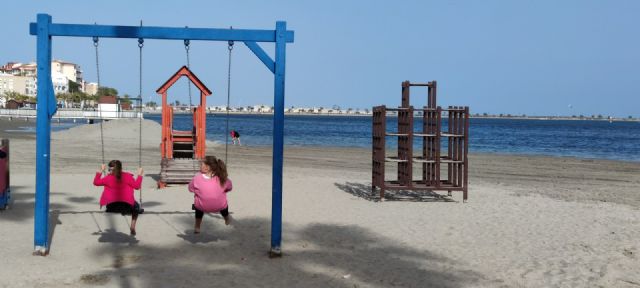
[252,104,273,113]
[0,60,86,96]
[51,60,83,86]
[0,73,15,96]
[0,73,37,97]
[13,76,37,97]
[51,72,69,94]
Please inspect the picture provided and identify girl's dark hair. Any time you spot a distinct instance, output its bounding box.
[203,156,227,185]
[108,160,123,181]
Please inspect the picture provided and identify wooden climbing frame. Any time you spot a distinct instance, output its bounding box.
[372,81,470,201]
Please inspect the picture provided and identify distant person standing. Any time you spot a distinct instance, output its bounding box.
[230,130,241,146]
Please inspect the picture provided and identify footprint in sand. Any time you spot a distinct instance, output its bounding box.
[112,255,143,268]
[80,274,110,285]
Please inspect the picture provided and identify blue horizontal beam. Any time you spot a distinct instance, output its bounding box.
[29,22,294,43]
[244,41,275,74]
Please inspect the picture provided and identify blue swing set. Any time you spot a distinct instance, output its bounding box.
[30,13,294,256]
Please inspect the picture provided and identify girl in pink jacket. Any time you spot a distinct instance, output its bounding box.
[93,160,143,235]
[188,156,232,233]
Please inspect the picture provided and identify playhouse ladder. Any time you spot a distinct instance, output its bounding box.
[172,129,195,159]
[160,158,200,184]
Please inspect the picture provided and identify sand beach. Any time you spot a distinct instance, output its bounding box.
[0,118,639,287]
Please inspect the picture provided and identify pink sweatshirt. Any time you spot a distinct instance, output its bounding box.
[93,172,142,206]
[188,172,232,212]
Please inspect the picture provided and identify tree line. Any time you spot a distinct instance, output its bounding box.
[0,82,133,108]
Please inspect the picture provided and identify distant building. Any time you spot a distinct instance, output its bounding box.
[51,60,83,85]
[98,95,119,118]
[0,73,15,97]
[84,82,98,95]
[0,73,38,103]
[51,72,69,94]
[5,99,21,109]
[0,62,37,77]
[12,76,37,97]
[4,99,35,109]
[0,60,87,95]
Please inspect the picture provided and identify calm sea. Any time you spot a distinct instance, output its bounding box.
[145,114,640,162]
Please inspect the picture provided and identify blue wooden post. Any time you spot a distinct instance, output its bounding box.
[270,21,286,256]
[34,13,53,254]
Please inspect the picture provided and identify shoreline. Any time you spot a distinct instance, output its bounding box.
[143,110,640,122]
[1,108,637,121]
[1,118,638,164]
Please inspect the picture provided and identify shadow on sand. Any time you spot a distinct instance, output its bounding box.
[73,216,500,287]
[334,181,456,203]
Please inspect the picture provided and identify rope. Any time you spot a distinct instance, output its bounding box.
[93,35,105,165]
[138,32,144,207]
[225,30,234,164]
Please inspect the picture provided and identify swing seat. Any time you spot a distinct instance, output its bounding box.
[105,201,144,215]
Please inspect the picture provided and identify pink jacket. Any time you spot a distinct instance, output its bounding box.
[93,172,142,206]
[188,173,232,212]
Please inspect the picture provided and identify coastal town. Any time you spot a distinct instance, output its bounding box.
[1,60,637,121]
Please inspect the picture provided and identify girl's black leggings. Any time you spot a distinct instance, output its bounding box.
[192,204,229,219]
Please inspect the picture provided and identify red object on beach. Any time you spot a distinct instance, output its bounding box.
[156,66,213,186]
[0,139,10,209]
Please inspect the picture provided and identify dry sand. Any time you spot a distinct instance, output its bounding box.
[0,118,639,287]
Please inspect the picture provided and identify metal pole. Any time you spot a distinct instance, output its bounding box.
[270,21,286,257]
[34,13,53,254]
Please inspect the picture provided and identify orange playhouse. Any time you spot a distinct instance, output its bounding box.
[156,66,212,187]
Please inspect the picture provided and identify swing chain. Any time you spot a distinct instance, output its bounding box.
[93,35,105,165]
[225,28,234,164]
[93,37,100,87]
[138,21,144,207]
[228,26,234,51]
[138,32,144,208]
[184,37,193,109]
[138,38,144,168]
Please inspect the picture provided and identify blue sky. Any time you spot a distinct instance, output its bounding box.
[2,0,639,117]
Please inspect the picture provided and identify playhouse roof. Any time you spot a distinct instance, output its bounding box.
[156,66,212,95]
